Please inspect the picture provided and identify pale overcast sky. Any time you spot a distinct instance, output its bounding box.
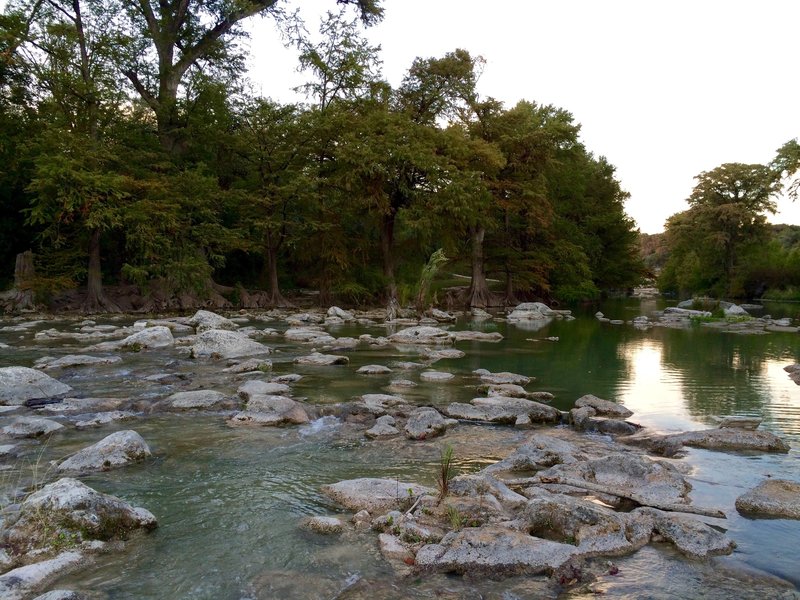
[246,0,800,233]
[3,0,798,233]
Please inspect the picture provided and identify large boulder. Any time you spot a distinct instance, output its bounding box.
[735,479,800,519]
[56,430,151,474]
[388,326,453,345]
[189,329,271,359]
[3,478,157,555]
[0,367,72,406]
[404,408,455,440]
[2,417,64,438]
[320,478,434,513]
[188,309,237,332]
[327,306,355,321]
[415,525,576,577]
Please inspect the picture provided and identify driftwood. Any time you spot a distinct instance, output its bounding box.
[503,476,726,519]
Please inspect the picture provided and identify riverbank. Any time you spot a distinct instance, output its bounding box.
[0,303,798,598]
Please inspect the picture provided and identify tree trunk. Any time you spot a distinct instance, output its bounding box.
[504,267,519,306]
[265,245,292,307]
[464,225,493,308]
[82,229,121,313]
[381,213,399,320]
[1,251,37,312]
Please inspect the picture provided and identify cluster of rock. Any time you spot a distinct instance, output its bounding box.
[596,299,798,334]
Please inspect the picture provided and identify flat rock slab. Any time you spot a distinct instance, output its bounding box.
[284,328,335,344]
[415,526,576,577]
[303,516,345,534]
[483,434,581,474]
[357,365,393,375]
[222,358,273,373]
[638,508,736,559]
[294,352,349,366]
[2,416,64,438]
[237,380,291,399]
[666,428,790,453]
[0,552,84,600]
[190,329,271,359]
[321,478,434,513]
[712,415,762,430]
[574,394,633,418]
[478,371,531,386]
[34,355,122,370]
[420,371,455,382]
[451,331,503,342]
[735,479,800,519]
[388,326,453,345]
[0,367,72,406]
[537,452,691,507]
[166,390,229,410]
[57,430,151,474]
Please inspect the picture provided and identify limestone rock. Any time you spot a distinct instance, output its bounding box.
[327,306,355,321]
[165,390,230,410]
[237,380,291,399]
[56,430,150,474]
[388,326,453,345]
[189,329,270,359]
[357,394,410,416]
[420,370,455,382]
[735,479,800,519]
[75,411,136,428]
[415,525,576,577]
[422,348,465,361]
[2,416,64,438]
[303,516,345,534]
[478,371,531,386]
[428,308,457,322]
[0,367,72,406]
[294,352,349,366]
[188,309,237,332]
[483,434,580,474]
[404,408,454,440]
[365,415,400,439]
[320,478,433,513]
[4,478,157,555]
[284,327,335,344]
[0,552,84,600]
[451,330,503,342]
[666,428,790,453]
[222,358,273,373]
[640,508,736,558]
[712,415,762,430]
[506,302,556,321]
[119,326,174,350]
[574,394,633,418]
[357,365,392,375]
[34,355,122,370]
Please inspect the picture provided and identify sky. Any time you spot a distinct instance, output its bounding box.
[244,0,800,233]
[3,0,797,233]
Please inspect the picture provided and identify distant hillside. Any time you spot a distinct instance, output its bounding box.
[640,232,668,275]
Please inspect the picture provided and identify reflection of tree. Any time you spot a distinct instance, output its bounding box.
[655,326,800,421]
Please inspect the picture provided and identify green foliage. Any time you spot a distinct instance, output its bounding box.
[446,505,464,530]
[436,444,455,503]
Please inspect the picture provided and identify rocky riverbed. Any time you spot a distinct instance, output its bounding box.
[0,304,798,599]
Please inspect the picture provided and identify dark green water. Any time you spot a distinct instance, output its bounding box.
[1,299,799,599]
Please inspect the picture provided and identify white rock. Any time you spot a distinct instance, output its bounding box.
[57,430,151,473]
[0,367,72,406]
[189,329,270,359]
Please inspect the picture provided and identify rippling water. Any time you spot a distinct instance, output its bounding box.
[1,299,799,599]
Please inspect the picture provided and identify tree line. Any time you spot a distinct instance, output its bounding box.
[0,0,643,314]
[658,145,800,300]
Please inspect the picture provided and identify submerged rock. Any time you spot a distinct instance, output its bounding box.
[0,367,72,406]
[303,516,345,534]
[321,478,433,513]
[75,411,136,428]
[222,358,273,374]
[4,478,157,555]
[735,479,800,519]
[189,329,270,359]
[420,370,455,382]
[712,415,763,430]
[56,430,151,474]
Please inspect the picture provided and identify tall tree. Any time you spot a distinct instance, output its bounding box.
[113,0,382,154]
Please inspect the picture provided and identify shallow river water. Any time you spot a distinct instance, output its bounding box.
[1,299,799,599]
